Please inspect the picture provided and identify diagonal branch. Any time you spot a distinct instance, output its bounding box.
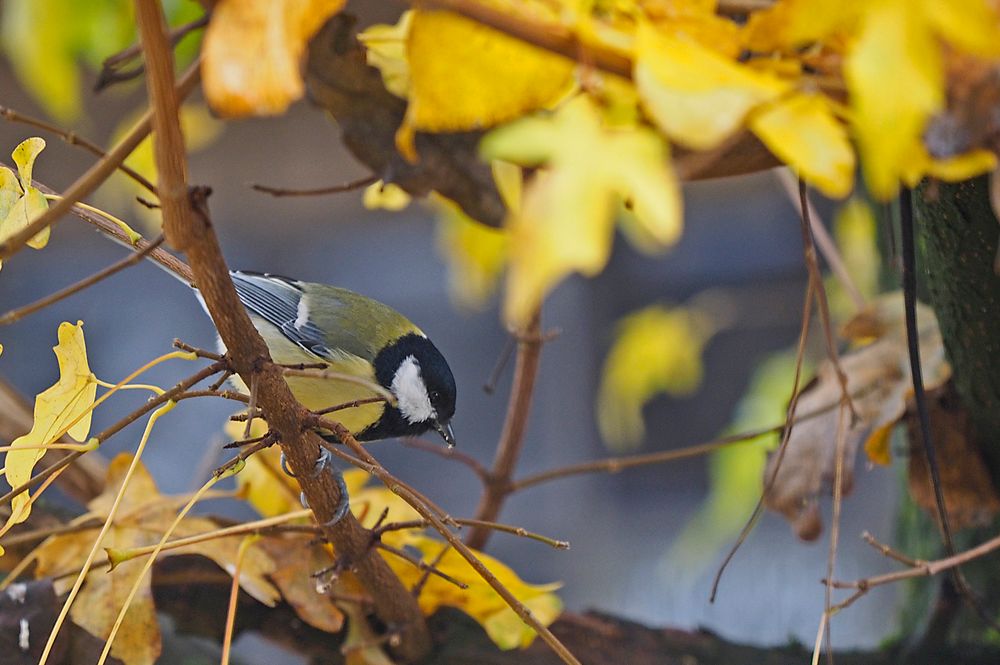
[132,1,431,660]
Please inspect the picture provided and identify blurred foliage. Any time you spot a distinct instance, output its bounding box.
[663,349,806,576]
[597,303,715,450]
[0,0,202,122]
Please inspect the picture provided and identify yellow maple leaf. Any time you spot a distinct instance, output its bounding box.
[1,321,96,538]
[597,304,715,449]
[481,95,681,326]
[386,534,562,650]
[749,93,855,198]
[634,21,788,151]
[202,0,347,117]
[397,8,575,160]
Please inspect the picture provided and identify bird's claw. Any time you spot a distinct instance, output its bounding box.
[299,448,351,527]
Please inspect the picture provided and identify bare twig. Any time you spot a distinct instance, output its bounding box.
[0,236,165,325]
[313,417,582,665]
[0,105,156,194]
[132,2,431,658]
[96,14,209,91]
[711,274,816,602]
[0,59,201,262]
[827,529,1000,612]
[777,170,866,312]
[375,518,569,550]
[467,310,543,549]
[251,174,377,197]
[400,437,490,483]
[797,179,856,420]
[483,335,516,394]
[376,542,469,589]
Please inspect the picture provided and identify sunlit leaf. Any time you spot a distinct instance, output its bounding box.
[1,322,97,536]
[482,95,681,326]
[597,304,714,449]
[358,11,412,99]
[0,138,52,256]
[387,534,562,649]
[11,137,45,190]
[845,0,942,199]
[749,93,854,198]
[634,21,787,150]
[398,8,575,160]
[203,0,347,117]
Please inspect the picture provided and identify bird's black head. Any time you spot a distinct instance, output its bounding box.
[361,333,457,445]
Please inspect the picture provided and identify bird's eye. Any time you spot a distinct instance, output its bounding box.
[429,390,440,401]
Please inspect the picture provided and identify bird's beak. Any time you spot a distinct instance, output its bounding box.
[433,419,457,448]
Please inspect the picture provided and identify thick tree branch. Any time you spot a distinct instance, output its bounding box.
[132,1,431,659]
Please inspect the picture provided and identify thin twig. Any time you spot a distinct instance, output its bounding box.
[251,175,377,197]
[375,518,569,550]
[400,437,490,483]
[467,310,543,549]
[376,542,469,589]
[0,105,156,193]
[0,236,165,325]
[0,59,201,262]
[96,14,209,91]
[711,274,816,602]
[777,169,866,312]
[0,362,224,509]
[862,531,922,568]
[798,178,857,421]
[314,418,583,665]
[483,334,516,394]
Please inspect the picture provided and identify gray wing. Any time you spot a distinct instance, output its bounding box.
[230,271,340,361]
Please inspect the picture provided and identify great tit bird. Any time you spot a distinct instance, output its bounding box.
[219,271,457,447]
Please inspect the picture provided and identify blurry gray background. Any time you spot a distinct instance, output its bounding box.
[0,43,903,661]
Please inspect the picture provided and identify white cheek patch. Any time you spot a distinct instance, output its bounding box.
[391,355,436,424]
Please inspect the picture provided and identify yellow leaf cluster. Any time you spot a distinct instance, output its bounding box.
[597,304,714,449]
[202,0,347,117]
[0,137,51,268]
[0,321,96,542]
[234,446,563,650]
[396,8,575,160]
[30,454,279,665]
[482,96,681,326]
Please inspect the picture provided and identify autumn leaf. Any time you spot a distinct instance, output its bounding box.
[634,21,787,151]
[597,304,715,449]
[481,95,681,326]
[385,534,562,650]
[30,454,279,665]
[202,0,346,117]
[259,535,345,634]
[764,293,951,540]
[397,8,575,160]
[358,11,412,99]
[748,93,855,198]
[0,137,52,266]
[0,321,97,541]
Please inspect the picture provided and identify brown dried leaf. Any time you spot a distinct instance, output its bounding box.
[764,293,951,540]
[259,535,345,634]
[906,387,1000,530]
[30,455,280,664]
